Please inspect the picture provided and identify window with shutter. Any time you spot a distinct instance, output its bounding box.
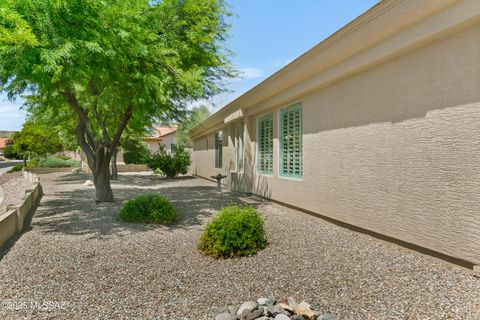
[257,113,273,175]
[279,103,302,178]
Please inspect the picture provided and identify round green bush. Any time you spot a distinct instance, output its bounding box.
[119,193,177,224]
[198,205,267,257]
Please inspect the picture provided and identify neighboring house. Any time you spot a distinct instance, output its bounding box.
[144,126,177,153]
[189,0,480,266]
[0,138,11,156]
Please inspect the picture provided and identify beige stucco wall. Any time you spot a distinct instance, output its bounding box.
[192,128,235,183]
[146,133,177,154]
[193,20,480,265]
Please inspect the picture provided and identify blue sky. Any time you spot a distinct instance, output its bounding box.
[0,0,378,131]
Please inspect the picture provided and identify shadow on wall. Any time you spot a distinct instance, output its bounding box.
[253,174,272,199]
[31,173,263,240]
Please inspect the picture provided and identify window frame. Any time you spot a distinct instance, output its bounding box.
[256,113,274,176]
[279,103,303,179]
[214,131,223,169]
[235,121,245,173]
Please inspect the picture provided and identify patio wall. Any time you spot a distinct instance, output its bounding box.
[0,172,43,248]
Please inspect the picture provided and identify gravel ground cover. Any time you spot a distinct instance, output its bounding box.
[0,172,34,213]
[0,172,479,319]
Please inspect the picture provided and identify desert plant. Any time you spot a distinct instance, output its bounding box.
[119,193,177,224]
[198,205,267,257]
[9,163,24,172]
[146,145,191,178]
[37,155,80,168]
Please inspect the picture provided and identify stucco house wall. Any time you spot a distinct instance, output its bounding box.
[191,0,480,265]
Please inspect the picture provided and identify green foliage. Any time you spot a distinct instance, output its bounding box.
[119,193,177,224]
[146,144,190,178]
[37,155,79,168]
[11,122,63,159]
[120,130,151,164]
[0,0,234,202]
[176,106,211,148]
[3,144,20,159]
[9,163,24,172]
[198,205,267,257]
[124,150,150,164]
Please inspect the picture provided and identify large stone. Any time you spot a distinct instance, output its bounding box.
[291,316,306,320]
[287,297,298,307]
[293,302,316,320]
[266,304,285,317]
[84,180,94,186]
[215,312,236,320]
[237,301,258,315]
[274,315,290,320]
[322,313,336,320]
[278,303,294,313]
[245,307,264,320]
[257,298,274,306]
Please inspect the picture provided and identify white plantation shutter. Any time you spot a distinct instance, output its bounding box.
[280,103,302,178]
[257,113,274,174]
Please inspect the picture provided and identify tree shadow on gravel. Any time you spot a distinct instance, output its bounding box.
[33,173,263,240]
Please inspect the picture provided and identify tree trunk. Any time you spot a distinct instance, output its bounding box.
[62,90,133,203]
[93,147,114,203]
[94,163,114,203]
[111,149,118,180]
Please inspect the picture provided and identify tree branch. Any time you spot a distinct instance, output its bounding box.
[62,90,97,167]
[88,79,111,146]
[110,104,133,153]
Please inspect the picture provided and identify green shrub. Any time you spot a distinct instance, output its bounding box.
[119,193,177,224]
[146,145,190,178]
[37,155,79,168]
[9,163,24,172]
[198,205,267,258]
[124,149,150,164]
[3,144,20,159]
[27,157,39,168]
[56,155,71,161]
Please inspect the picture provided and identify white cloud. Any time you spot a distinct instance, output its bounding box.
[271,57,294,69]
[229,67,263,82]
[239,67,263,80]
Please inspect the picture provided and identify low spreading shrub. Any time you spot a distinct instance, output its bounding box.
[146,145,190,178]
[37,155,79,168]
[9,163,24,172]
[119,193,177,224]
[198,205,267,258]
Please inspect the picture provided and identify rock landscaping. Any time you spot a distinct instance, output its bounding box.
[213,298,335,320]
[1,172,479,319]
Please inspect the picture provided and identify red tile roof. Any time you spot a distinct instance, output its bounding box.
[0,138,11,149]
[144,126,177,140]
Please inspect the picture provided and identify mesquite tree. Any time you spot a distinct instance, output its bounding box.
[0,0,233,202]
